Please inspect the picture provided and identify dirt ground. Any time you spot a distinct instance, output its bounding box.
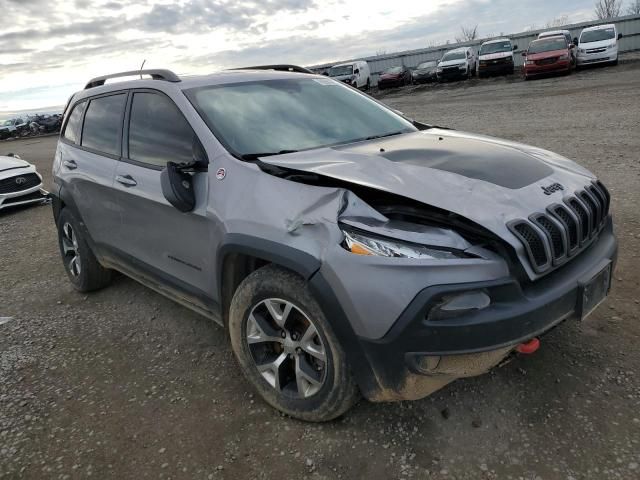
[1,59,639,480]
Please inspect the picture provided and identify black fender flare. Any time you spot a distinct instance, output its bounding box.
[216,233,379,397]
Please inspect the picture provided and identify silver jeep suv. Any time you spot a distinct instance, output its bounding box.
[52,67,617,421]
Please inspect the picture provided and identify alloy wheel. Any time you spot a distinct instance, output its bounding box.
[246,298,327,398]
[61,222,81,277]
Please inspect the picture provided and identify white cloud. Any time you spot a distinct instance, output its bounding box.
[0,0,594,112]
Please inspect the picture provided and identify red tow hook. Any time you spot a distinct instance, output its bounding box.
[516,337,540,355]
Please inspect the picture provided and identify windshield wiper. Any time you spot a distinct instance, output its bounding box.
[365,131,405,141]
[240,150,298,161]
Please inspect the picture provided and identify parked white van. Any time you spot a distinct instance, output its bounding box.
[436,46,476,81]
[576,24,622,67]
[477,38,517,77]
[327,60,371,90]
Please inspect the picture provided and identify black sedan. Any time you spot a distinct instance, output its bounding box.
[412,61,438,83]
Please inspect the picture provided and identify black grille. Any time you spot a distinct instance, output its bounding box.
[568,198,590,242]
[535,57,558,66]
[513,222,549,268]
[509,183,611,274]
[0,173,41,194]
[533,215,566,262]
[549,204,579,252]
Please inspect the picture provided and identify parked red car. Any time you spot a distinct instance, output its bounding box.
[522,36,575,80]
[377,66,412,89]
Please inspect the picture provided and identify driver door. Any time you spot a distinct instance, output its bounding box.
[111,90,216,307]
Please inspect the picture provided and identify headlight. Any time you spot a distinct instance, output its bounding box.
[607,42,616,49]
[579,48,586,54]
[526,60,535,65]
[558,54,569,60]
[437,67,443,72]
[458,64,466,70]
[342,229,466,260]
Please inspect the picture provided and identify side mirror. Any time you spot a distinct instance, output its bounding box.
[618,33,623,40]
[513,45,518,50]
[569,44,575,49]
[354,69,360,75]
[573,37,579,45]
[161,162,195,213]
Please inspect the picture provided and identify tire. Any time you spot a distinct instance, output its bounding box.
[228,265,359,422]
[56,208,112,292]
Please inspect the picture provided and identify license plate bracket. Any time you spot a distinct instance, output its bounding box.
[578,262,611,320]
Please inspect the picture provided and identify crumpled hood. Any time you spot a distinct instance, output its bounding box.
[260,129,596,266]
[0,156,30,172]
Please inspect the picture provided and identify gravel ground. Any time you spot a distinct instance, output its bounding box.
[1,59,639,480]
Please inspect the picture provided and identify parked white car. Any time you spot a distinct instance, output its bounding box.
[327,60,371,90]
[436,47,476,81]
[0,154,49,211]
[576,24,622,67]
[477,38,517,77]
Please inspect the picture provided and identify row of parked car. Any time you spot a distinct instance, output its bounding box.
[323,23,623,88]
[0,113,62,140]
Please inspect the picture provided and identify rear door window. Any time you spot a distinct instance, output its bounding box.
[63,101,87,144]
[128,92,198,167]
[81,93,127,156]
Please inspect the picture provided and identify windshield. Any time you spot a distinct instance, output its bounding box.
[328,65,353,77]
[2,120,12,126]
[417,62,436,69]
[580,28,615,43]
[441,51,466,62]
[186,78,416,158]
[384,67,403,74]
[528,38,567,54]
[480,41,512,55]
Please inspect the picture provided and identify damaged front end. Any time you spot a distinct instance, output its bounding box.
[249,161,520,401]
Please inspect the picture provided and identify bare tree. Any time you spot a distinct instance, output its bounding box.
[455,25,478,43]
[545,15,569,28]
[627,0,640,14]
[595,0,622,19]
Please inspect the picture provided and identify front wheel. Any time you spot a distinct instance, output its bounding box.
[228,265,359,422]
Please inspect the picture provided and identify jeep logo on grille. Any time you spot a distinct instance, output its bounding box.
[541,182,564,195]
[15,177,26,185]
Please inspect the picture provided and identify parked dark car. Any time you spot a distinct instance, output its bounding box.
[523,36,575,80]
[377,66,412,89]
[33,114,63,133]
[411,61,438,84]
[0,118,29,139]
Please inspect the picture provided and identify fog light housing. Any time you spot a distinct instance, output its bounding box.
[427,290,491,321]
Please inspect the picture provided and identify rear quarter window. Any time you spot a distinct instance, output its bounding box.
[62,101,87,145]
[81,93,127,156]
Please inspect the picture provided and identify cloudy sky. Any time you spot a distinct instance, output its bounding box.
[1,0,598,113]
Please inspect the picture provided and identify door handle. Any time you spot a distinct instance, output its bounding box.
[116,174,137,187]
[63,159,77,170]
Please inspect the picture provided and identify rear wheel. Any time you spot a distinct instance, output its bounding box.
[56,208,112,292]
[228,265,359,422]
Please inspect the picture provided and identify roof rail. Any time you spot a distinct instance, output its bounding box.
[84,69,181,89]
[234,64,314,74]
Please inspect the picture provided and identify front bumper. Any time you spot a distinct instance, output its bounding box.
[437,68,467,80]
[524,59,571,76]
[478,61,514,76]
[577,51,617,65]
[316,218,617,401]
[0,178,49,211]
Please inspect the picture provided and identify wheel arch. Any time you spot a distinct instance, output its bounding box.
[216,233,321,327]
